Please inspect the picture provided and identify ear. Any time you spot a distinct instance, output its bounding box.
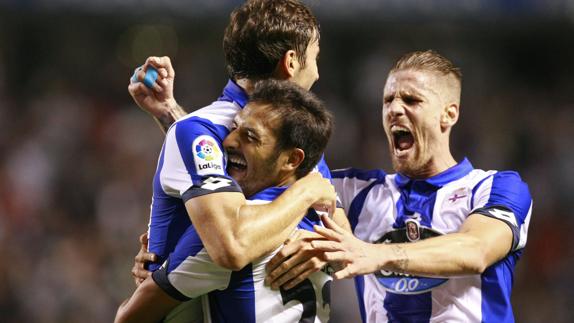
[280,148,305,173]
[274,50,299,80]
[440,103,459,131]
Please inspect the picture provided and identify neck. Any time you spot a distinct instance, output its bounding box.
[276,173,298,188]
[235,78,256,95]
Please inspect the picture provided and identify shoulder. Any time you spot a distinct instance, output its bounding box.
[472,169,530,198]
[471,169,532,218]
[188,100,241,128]
[331,167,387,182]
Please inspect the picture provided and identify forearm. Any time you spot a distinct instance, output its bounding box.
[234,184,319,264]
[115,277,180,323]
[379,233,488,277]
[151,101,187,133]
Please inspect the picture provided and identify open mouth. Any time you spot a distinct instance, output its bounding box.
[391,126,414,153]
[227,153,247,175]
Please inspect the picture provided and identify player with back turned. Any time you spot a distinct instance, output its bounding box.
[117,0,350,322]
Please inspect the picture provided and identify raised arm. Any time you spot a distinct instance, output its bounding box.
[128,56,187,133]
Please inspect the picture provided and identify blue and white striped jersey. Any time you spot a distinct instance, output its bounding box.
[147,80,333,272]
[153,186,332,323]
[147,80,247,272]
[332,158,532,323]
[146,80,333,322]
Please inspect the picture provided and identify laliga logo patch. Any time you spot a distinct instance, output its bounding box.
[193,135,224,175]
[195,138,221,161]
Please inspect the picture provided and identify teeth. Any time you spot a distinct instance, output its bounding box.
[391,125,410,134]
[229,155,246,167]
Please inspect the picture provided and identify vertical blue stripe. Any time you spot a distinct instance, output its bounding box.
[354,276,367,323]
[385,181,439,321]
[393,181,438,229]
[384,292,432,323]
[481,254,518,322]
[149,142,191,272]
[347,178,385,231]
[209,264,256,323]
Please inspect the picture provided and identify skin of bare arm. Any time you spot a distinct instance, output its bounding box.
[312,213,513,279]
[264,207,350,289]
[185,172,337,271]
[114,276,181,323]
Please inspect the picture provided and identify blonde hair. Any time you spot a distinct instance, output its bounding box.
[391,50,462,84]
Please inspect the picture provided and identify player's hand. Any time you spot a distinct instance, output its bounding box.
[264,230,328,290]
[131,232,157,287]
[311,215,383,279]
[295,172,337,218]
[128,56,178,119]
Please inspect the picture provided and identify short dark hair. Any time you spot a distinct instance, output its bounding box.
[391,50,462,84]
[223,0,319,80]
[250,79,333,178]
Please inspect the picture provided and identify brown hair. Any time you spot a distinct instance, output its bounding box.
[250,79,332,178]
[223,0,319,80]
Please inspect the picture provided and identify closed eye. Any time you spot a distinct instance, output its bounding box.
[402,95,422,105]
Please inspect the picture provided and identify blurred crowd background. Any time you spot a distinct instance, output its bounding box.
[1,0,573,322]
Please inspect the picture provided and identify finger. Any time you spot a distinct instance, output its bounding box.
[151,80,163,93]
[128,82,153,98]
[333,268,351,280]
[321,214,345,234]
[328,199,336,219]
[313,224,343,242]
[323,251,348,262]
[265,253,300,285]
[270,257,326,289]
[157,78,170,91]
[157,67,169,79]
[143,251,157,263]
[265,240,302,273]
[130,66,143,83]
[132,268,152,282]
[147,56,175,78]
[139,232,149,246]
[135,250,157,263]
[284,266,320,290]
[310,240,344,252]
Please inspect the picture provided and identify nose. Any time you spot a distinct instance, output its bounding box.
[385,98,405,118]
[223,129,239,151]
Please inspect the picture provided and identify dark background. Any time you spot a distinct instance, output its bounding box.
[0,0,573,322]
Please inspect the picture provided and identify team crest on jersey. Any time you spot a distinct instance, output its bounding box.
[374,226,447,294]
[192,135,224,175]
[405,219,420,242]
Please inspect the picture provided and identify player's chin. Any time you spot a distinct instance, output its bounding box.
[227,165,247,181]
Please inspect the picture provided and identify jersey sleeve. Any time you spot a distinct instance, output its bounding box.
[159,119,240,199]
[471,171,533,251]
[331,168,387,211]
[152,225,232,301]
